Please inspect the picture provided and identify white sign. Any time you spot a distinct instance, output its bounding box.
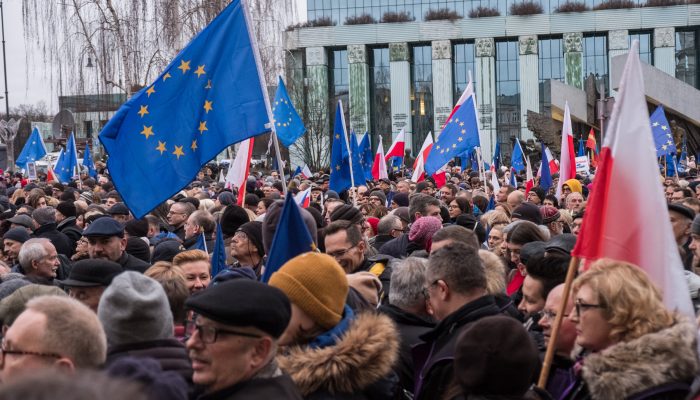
[26,162,37,181]
[575,156,590,174]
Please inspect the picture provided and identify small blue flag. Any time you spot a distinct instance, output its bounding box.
[486,194,496,212]
[53,149,65,180]
[56,133,79,183]
[211,223,227,277]
[329,102,353,193]
[193,232,208,252]
[272,76,306,147]
[99,0,270,219]
[359,132,374,181]
[492,142,501,171]
[293,166,302,177]
[540,141,553,192]
[262,194,316,283]
[82,143,97,178]
[425,93,481,176]
[577,138,586,157]
[511,139,525,173]
[650,105,676,157]
[510,167,517,187]
[350,131,366,185]
[666,154,678,177]
[16,128,47,170]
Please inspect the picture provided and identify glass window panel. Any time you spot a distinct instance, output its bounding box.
[411,45,433,154]
[496,40,521,158]
[676,30,698,89]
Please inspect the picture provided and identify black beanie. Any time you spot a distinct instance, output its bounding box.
[125,219,149,238]
[329,204,363,225]
[220,205,251,237]
[125,237,151,263]
[56,201,77,218]
[237,221,264,258]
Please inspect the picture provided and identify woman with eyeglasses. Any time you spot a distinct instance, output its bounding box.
[447,198,471,223]
[561,259,698,400]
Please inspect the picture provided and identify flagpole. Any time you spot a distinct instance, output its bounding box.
[476,147,487,192]
[242,0,287,196]
[338,100,357,206]
[538,255,579,388]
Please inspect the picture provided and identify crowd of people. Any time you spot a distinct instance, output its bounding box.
[0,164,697,400]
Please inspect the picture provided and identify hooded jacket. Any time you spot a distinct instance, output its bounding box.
[277,312,399,399]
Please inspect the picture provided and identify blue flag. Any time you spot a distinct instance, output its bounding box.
[425,94,481,176]
[486,194,496,212]
[511,139,525,172]
[82,143,97,178]
[359,132,373,181]
[193,232,208,252]
[53,149,66,181]
[577,138,585,157]
[666,154,677,177]
[491,141,501,170]
[349,131,366,185]
[293,166,302,177]
[262,194,315,283]
[650,105,675,157]
[56,133,79,183]
[99,0,270,219]
[539,141,553,192]
[272,76,305,147]
[510,167,517,187]
[329,102,352,193]
[211,223,227,277]
[16,128,46,170]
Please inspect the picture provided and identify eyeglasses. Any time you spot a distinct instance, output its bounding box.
[447,204,460,209]
[326,243,358,259]
[540,310,570,321]
[574,299,604,316]
[1,340,61,364]
[192,323,262,344]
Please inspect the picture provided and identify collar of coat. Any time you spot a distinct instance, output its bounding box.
[277,311,398,396]
[582,316,699,399]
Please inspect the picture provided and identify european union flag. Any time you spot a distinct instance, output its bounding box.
[82,143,97,178]
[540,141,553,192]
[425,94,481,176]
[211,223,227,278]
[511,139,525,172]
[359,133,374,181]
[16,128,46,170]
[53,149,65,181]
[262,194,315,283]
[329,101,353,193]
[650,105,675,157]
[99,0,270,218]
[193,232,208,252]
[666,154,678,177]
[350,131,366,185]
[272,76,305,147]
[56,133,79,183]
[491,141,501,170]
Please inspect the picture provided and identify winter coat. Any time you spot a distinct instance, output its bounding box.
[277,312,400,400]
[371,234,394,252]
[377,233,409,259]
[117,251,151,273]
[563,317,698,400]
[378,304,434,397]
[33,222,75,257]
[195,366,302,400]
[104,338,193,386]
[412,295,506,400]
[57,216,82,249]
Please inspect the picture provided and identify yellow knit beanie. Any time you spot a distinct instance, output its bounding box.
[269,252,349,330]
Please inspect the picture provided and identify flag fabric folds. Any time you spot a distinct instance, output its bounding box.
[544,146,559,175]
[571,43,693,317]
[372,136,389,181]
[412,134,434,183]
[99,0,270,219]
[56,133,80,184]
[350,131,367,185]
[294,187,311,208]
[329,102,353,192]
[359,133,374,181]
[491,141,501,171]
[262,194,316,283]
[555,102,577,199]
[385,129,405,160]
[225,137,254,205]
[539,142,553,192]
[425,81,481,176]
[272,76,305,147]
[511,139,525,172]
[82,144,97,178]
[194,232,208,252]
[16,128,47,170]
[650,105,676,157]
[586,128,599,168]
[210,223,227,278]
[52,149,66,183]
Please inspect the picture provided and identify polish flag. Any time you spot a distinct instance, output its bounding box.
[490,170,501,193]
[544,145,559,175]
[555,102,577,199]
[411,134,434,183]
[524,157,534,196]
[384,128,405,161]
[300,165,312,179]
[294,188,311,208]
[571,43,693,316]
[225,137,254,206]
[372,136,389,180]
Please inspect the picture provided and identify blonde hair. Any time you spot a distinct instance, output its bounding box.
[479,249,506,294]
[572,259,674,343]
[486,210,511,228]
[172,249,210,270]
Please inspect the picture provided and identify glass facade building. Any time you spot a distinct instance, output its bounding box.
[538,37,565,115]
[677,29,698,89]
[496,40,520,156]
[370,47,392,147]
[411,45,434,154]
[453,42,476,103]
[329,49,349,129]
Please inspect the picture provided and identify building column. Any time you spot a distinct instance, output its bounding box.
[563,33,583,90]
[389,42,412,151]
[519,35,539,141]
[305,47,330,165]
[608,30,629,97]
[475,38,496,160]
[348,45,371,135]
[432,40,453,137]
[654,27,676,77]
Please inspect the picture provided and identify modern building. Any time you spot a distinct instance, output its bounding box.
[284,0,700,162]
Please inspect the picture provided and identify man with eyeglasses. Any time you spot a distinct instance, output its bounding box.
[185,279,302,399]
[537,283,577,399]
[168,201,196,241]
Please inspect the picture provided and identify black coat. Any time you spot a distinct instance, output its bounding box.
[33,223,75,257]
[377,234,409,258]
[196,373,303,400]
[105,338,193,386]
[117,251,151,273]
[57,217,82,250]
[378,304,435,396]
[412,295,505,400]
[371,235,394,252]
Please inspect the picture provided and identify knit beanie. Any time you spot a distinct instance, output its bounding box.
[366,217,379,236]
[369,190,387,205]
[330,204,364,225]
[98,271,174,346]
[269,252,348,330]
[3,227,31,244]
[237,221,265,258]
[408,216,443,246]
[512,203,543,225]
[217,192,235,207]
[540,205,561,224]
[392,192,409,207]
[530,187,546,203]
[126,237,151,263]
[0,285,66,326]
[220,205,250,237]
[56,201,76,218]
[151,239,185,263]
[0,278,30,302]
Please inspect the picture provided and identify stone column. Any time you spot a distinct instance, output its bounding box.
[475,38,496,160]
[608,30,629,97]
[653,27,676,77]
[348,44,371,135]
[519,35,539,141]
[305,47,330,159]
[432,40,453,137]
[563,33,583,90]
[390,42,412,151]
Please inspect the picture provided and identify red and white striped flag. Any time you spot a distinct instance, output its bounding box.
[225,137,254,206]
[555,103,577,199]
[385,128,406,161]
[411,134,434,183]
[372,136,389,180]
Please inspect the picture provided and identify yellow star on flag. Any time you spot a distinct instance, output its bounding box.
[138,105,149,118]
[335,165,341,171]
[173,145,185,159]
[178,60,191,74]
[458,137,463,142]
[162,72,172,81]
[203,100,213,113]
[156,141,167,155]
[198,121,208,134]
[140,125,154,139]
[146,86,156,97]
[194,65,206,78]
[191,140,198,151]
[459,122,464,127]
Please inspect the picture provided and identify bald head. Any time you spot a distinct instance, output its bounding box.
[507,190,525,210]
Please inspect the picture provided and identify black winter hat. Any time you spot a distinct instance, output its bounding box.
[220,205,250,237]
[56,201,77,218]
[59,259,123,287]
[126,237,151,263]
[237,221,265,258]
[124,219,149,238]
[511,203,543,225]
[329,204,363,225]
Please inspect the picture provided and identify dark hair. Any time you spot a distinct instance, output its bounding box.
[451,197,472,215]
[324,220,363,246]
[455,214,487,244]
[544,194,559,208]
[428,242,486,294]
[472,195,488,213]
[432,225,479,249]
[408,193,440,222]
[506,221,547,246]
[525,255,571,299]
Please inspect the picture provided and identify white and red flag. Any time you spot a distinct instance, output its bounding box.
[555,102,577,199]
[294,187,311,208]
[411,133,434,183]
[372,136,389,180]
[543,145,559,175]
[225,137,254,206]
[384,128,405,161]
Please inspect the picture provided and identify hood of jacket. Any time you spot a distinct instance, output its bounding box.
[582,317,699,399]
[277,311,399,396]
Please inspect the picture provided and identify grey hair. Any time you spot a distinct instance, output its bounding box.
[388,257,429,309]
[32,206,57,226]
[377,215,400,236]
[18,238,51,270]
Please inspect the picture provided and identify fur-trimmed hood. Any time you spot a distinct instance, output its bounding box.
[582,317,699,399]
[277,311,399,397]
